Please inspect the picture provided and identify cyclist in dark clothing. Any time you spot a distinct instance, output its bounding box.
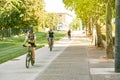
[47,28,54,47]
[68,29,71,40]
[49,31,54,38]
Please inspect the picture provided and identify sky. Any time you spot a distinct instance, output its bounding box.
[44,0,76,18]
[44,0,67,13]
[44,0,76,26]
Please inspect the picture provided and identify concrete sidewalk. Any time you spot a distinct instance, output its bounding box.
[0,31,120,80]
[88,45,120,80]
[35,31,91,80]
[34,31,120,80]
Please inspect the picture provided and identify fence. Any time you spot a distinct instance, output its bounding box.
[0,27,32,40]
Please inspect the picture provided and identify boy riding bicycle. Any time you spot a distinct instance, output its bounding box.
[23,29,36,62]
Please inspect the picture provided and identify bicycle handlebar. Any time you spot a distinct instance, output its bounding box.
[23,44,27,47]
[22,44,37,47]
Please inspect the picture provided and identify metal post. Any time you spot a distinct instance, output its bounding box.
[115,0,120,72]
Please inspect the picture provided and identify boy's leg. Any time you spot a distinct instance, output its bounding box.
[32,48,35,61]
[49,38,53,47]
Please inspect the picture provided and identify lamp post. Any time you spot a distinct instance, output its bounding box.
[115,0,120,72]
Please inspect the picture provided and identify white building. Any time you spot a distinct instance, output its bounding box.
[44,0,76,31]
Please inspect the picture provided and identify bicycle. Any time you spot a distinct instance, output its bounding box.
[68,30,71,40]
[68,34,71,40]
[48,38,53,51]
[23,44,35,68]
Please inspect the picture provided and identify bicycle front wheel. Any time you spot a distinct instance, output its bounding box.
[49,39,52,51]
[31,56,35,66]
[26,53,31,68]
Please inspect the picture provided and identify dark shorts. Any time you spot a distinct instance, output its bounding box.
[48,37,54,41]
[28,42,35,47]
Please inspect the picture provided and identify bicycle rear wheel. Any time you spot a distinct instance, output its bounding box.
[50,45,52,51]
[26,53,31,68]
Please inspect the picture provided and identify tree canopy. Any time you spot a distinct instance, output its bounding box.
[0,0,59,32]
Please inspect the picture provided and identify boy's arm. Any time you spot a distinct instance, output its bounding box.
[23,33,29,45]
[34,34,37,45]
[23,36,28,45]
[46,32,49,38]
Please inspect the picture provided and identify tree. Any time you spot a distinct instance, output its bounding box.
[69,18,80,30]
[0,0,26,36]
[0,0,46,32]
[23,0,45,29]
[115,0,120,72]
[63,0,115,58]
[0,0,59,34]
[63,0,104,47]
[44,13,59,30]
[105,0,114,58]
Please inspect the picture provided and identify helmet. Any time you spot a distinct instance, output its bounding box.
[29,29,33,33]
[49,28,53,31]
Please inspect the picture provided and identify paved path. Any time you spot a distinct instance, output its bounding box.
[0,34,72,80]
[35,31,91,80]
[0,31,89,80]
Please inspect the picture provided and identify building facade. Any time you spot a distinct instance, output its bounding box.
[57,12,73,31]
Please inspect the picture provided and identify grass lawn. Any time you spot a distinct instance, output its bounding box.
[0,31,66,64]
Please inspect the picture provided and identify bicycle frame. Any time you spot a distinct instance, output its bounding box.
[25,44,34,68]
[27,44,32,52]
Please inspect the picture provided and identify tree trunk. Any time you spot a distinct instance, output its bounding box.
[106,0,114,59]
[96,19,104,47]
[115,0,120,72]
[1,27,4,40]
